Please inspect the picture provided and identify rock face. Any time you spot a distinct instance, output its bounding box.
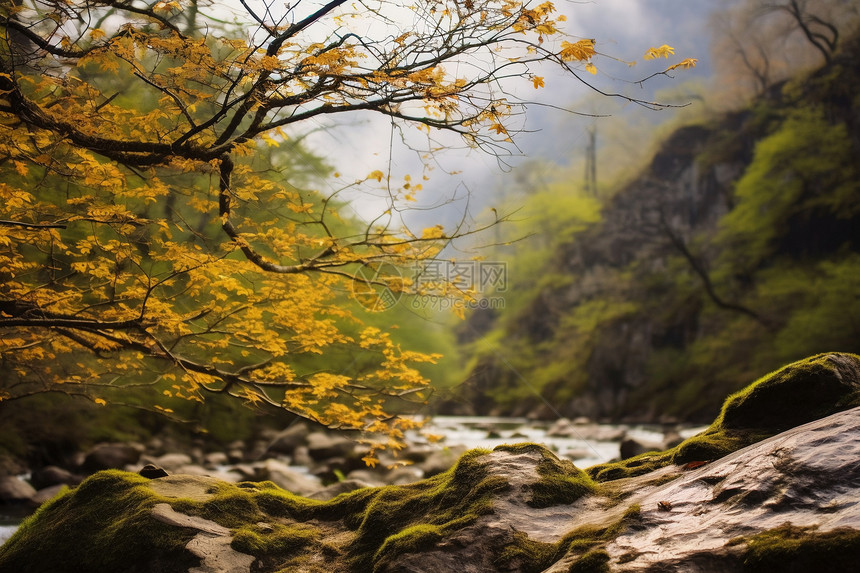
[603,406,860,571]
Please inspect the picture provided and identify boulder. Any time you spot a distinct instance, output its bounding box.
[152,453,194,472]
[618,437,652,459]
[30,484,66,506]
[264,422,309,456]
[4,354,860,572]
[259,459,321,495]
[305,432,356,461]
[3,407,860,571]
[203,452,228,467]
[416,444,467,477]
[719,352,860,431]
[0,476,36,504]
[29,465,80,490]
[80,442,143,473]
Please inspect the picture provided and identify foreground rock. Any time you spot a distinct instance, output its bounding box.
[2,353,859,572]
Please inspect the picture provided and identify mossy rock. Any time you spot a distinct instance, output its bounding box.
[494,443,598,508]
[0,471,200,573]
[717,353,860,431]
[0,448,512,573]
[731,524,860,572]
[587,353,860,481]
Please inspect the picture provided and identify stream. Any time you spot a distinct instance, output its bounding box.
[409,416,705,467]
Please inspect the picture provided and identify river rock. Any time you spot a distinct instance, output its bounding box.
[0,476,36,503]
[3,406,860,571]
[259,458,321,495]
[720,352,860,431]
[604,405,860,570]
[4,354,860,572]
[306,432,356,461]
[264,422,309,456]
[546,418,627,441]
[29,465,80,490]
[618,437,653,459]
[416,444,467,476]
[30,484,66,506]
[153,453,194,472]
[203,452,228,467]
[80,442,143,473]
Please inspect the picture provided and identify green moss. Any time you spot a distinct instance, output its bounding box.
[733,524,860,572]
[351,448,508,571]
[587,354,860,482]
[568,548,610,572]
[715,353,860,432]
[232,522,319,555]
[374,523,443,563]
[493,503,643,573]
[0,471,199,573]
[494,443,598,507]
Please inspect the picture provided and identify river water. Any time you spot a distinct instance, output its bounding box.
[0,509,30,545]
[409,416,705,467]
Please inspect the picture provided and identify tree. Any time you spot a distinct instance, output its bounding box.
[0,0,692,454]
[710,0,859,105]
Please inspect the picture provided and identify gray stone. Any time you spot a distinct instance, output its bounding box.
[151,503,230,535]
[29,465,79,490]
[265,422,309,456]
[619,437,659,459]
[31,484,66,506]
[0,476,36,503]
[204,452,229,467]
[153,452,193,471]
[306,432,356,461]
[81,442,143,473]
[260,459,321,495]
[150,503,255,573]
[187,533,255,573]
[416,445,467,476]
[603,405,860,570]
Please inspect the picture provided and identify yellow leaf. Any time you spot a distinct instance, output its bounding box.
[665,58,698,72]
[585,62,597,75]
[560,39,596,62]
[532,76,545,89]
[421,225,445,239]
[490,123,507,135]
[368,170,385,182]
[94,398,107,406]
[643,44,675,60]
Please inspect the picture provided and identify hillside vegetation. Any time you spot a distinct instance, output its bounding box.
[455,34,860,423]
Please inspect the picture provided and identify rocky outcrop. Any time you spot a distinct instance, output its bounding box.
[2,354,859,572]
[2,408,859,572]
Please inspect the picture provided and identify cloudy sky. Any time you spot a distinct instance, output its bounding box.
[298,1,726,228]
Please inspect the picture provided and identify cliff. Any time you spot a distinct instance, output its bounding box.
[455,34,860,422]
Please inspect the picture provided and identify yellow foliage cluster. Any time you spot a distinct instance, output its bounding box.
[0,0,693,452]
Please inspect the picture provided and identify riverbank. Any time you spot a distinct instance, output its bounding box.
[0,415,700,536]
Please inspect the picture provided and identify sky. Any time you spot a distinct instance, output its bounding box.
[297,1,726,230]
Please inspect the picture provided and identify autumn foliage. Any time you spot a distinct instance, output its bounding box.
[0,0,692,451]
